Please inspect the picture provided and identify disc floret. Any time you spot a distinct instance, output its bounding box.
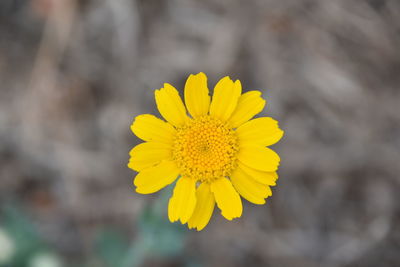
[173,116,239,182]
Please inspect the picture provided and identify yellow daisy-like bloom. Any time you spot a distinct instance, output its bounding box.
[128,73,283,231]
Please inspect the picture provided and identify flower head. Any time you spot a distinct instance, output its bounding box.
[129,73,283,230]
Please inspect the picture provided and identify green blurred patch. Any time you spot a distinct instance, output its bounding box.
[1,186,194,267]
[95,229,129,267]
[0,204,49,267]
[95,186,187,267]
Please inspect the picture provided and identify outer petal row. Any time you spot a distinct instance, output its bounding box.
[134,160,179,194]
[155,83,188,127]
[128,142,172,171]
[209,77,242,122]
[238,162,278,186]
[169,177,243,230]
[228,91,266,128]
[131,114,175,143]
[168,177,197,224]
[237,117,284,147]
[210,177,242,220]
[166,165,276,230]
[135,75,271,135]
[184,72,210,118]
[237,146,280,172]
[231,167,272,205]
[139,75,268,132]
[188,183,215,231]
[132,151,277,229]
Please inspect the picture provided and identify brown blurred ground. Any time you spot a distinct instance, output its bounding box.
[1,0,400,266]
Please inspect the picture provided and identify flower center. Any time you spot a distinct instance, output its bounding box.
[173,116,239,182]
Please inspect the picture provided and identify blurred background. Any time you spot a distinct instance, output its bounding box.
[1,0,400,266]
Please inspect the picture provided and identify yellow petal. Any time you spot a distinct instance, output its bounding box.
[188,183,215,231]
[134,160,179,194]
[209,77,242,121]
[228,91,266,128]
[238,162,278,186]
[168,177,197,224]
[130,114,176,143]
[210,177,242,220]
[184,72,210,118]
[128,142,172,171]
[237,146,280,172]
[236,117,284,147]
[155,83,188,127]
[230,167,272,205]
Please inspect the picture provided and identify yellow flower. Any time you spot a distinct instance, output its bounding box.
[128,73,283,231]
